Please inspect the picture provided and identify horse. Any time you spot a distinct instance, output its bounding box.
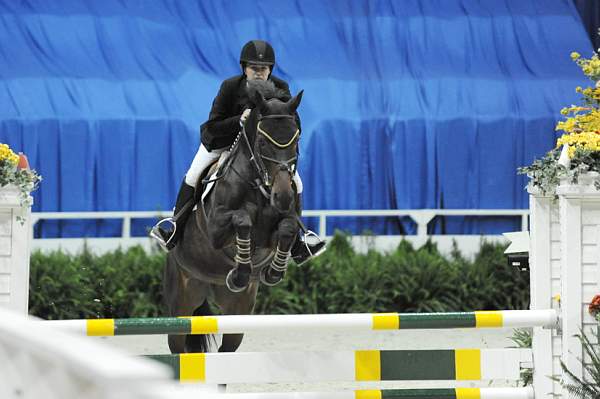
[163,81,303,354]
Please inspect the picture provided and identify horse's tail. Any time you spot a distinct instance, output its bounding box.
[189,300,216,352]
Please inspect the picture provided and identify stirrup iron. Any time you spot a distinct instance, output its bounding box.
[292,230,326,267]
[303,230,325,255]
[150,217,177,252]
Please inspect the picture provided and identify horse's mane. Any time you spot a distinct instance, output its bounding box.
[246,80,288,103]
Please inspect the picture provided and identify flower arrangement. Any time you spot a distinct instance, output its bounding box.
[0,143,41,212]
[557,294,600,398]
[519,49,600,195]
[590,294,600,321]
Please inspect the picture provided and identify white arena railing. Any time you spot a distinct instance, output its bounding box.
[31,209,529,239]
[29,209,529,255]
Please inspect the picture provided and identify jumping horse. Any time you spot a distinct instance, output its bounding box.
[164,81,303,353]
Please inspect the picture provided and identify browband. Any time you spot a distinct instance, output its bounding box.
[257,121,300,148]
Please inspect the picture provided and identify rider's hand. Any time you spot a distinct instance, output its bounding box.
[240,109,251,127]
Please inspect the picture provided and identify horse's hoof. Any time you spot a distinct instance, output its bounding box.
[225,269,248,292]
[260,267,285,287]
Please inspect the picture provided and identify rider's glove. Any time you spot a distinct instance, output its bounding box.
[240,109,252,127]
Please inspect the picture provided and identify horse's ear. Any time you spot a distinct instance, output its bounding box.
[287,90,304,113]
[253,90,267,112]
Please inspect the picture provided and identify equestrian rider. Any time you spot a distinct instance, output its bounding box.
[151,39,325,265]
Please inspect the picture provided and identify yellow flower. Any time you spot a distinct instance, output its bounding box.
[0,143,18,165]
[571,52,581,60]
[556,118,577,134]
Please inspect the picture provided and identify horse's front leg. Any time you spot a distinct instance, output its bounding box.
[225,210,253,292]
[260,217,297,286]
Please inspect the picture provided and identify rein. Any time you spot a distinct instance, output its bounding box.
[200,130,247,186]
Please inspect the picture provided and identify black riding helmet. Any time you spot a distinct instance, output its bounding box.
[240,40,275,71]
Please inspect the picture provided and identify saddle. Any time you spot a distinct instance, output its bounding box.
[195,150,232,205]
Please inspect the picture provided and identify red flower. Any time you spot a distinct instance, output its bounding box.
[17,153,29,170]
[589,294,600,317]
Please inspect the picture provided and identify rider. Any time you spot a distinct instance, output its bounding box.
[151,39,325,265]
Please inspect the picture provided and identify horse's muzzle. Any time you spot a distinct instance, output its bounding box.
[271,190,294,213]
[270,171,294,212]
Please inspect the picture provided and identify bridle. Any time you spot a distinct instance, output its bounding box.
[201,103,310,234]
[239,113,299,199]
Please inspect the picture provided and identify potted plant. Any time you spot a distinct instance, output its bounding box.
[0,143,42,216]
[519,49,600,195]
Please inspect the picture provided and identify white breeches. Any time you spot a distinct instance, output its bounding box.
[185,144,303,193]
[185,144,223,187]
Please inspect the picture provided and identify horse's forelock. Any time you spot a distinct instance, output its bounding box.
[245,81,297,144]
[246,80,287,103]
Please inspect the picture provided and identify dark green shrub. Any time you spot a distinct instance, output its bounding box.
[29,233,530,319]
[30,245,166,319]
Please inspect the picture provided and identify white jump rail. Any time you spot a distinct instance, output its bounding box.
[45,309,558,336]
[147,348,531,384]
[149,387,535,399]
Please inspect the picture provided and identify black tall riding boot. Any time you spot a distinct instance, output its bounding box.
[153,179,196,251]
[173,179,196,219]
[290,194,327,266]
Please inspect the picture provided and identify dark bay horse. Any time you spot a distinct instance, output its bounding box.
[164,81,303,353]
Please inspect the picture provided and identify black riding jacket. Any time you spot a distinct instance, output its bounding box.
[200,74,293,151]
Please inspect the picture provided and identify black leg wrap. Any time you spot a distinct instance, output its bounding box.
[260,246,290,286]
[226,236,252,292]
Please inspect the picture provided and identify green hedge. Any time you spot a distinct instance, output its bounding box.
[29,233,529,319]
[29,245,165,319]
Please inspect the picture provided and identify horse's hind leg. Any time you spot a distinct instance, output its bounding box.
[212,281,259,352]
[164,256,211,353]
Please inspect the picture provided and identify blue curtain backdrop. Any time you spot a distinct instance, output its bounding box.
[0,0,592,238]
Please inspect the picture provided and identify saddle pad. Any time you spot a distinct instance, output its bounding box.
[201,170,218,203]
